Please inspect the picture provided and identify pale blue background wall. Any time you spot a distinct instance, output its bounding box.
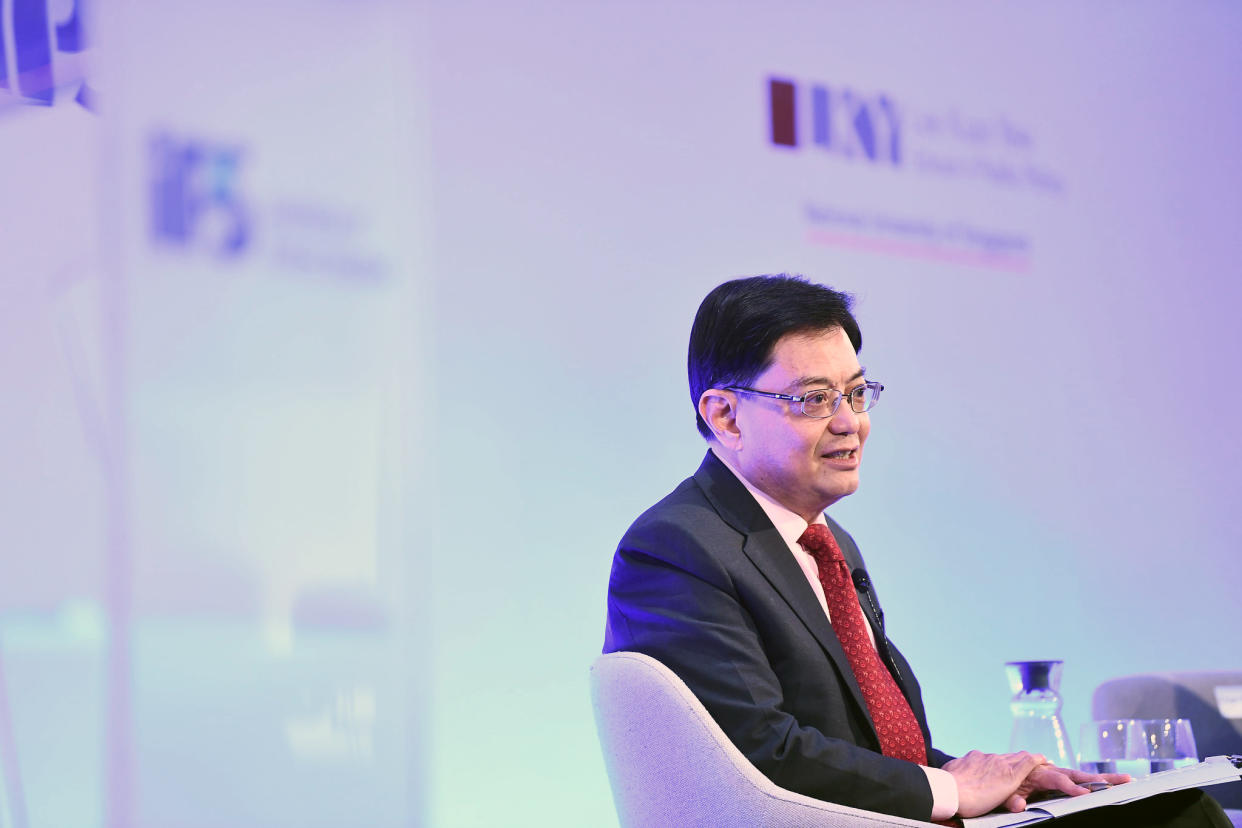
[1,2,1239,826]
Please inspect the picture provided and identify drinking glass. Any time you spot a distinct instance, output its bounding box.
[1077,719,1150,776]
[1141,718,1199,773]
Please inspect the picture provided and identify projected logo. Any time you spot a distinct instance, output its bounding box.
[768,77,900,165]
[0,0,92,108]
[149,132,252,257]
[146,129,388,278]
[765,74,1057,273]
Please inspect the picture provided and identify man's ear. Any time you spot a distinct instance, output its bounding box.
[698,389,742,450]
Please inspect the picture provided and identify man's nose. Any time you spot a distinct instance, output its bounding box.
[828,401,859,433]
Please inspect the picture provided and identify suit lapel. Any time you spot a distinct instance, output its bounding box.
[692,452,877,739]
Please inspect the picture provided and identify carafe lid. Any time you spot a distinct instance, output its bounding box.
[1005,660,1063,693]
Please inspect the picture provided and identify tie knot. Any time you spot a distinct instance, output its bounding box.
[798,523,844,563]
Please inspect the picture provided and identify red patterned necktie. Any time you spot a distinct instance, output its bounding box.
[798,523,928,765]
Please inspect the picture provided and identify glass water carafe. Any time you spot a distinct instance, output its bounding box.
[1005,660,1072,767]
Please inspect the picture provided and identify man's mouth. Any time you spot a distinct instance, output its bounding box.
[823,449,857,460]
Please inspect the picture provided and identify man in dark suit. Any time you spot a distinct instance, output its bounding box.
[603,275,1230,825]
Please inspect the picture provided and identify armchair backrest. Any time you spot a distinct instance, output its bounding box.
[589,650,935,828]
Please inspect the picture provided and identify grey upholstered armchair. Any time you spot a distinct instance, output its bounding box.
[590,650,938,827]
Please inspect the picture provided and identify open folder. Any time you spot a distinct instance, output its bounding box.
[963,756,1242,828]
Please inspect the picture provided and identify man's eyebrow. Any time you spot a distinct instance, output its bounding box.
[788,367,866,391]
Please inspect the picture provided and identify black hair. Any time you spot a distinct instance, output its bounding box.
[688,274,862,440]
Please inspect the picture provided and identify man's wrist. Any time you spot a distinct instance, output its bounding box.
[923,765,959,821]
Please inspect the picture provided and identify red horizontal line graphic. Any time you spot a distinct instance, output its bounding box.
[806,228,1030,274]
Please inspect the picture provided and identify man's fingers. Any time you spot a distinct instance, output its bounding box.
[1054,773,1088,796]
[1026,766,1096,798]
[1061,767,1130,786]
[1083,771,1131,786]
[1012,751,1046,777]
[1004,794,1027,813]
[1013,749,1043,784]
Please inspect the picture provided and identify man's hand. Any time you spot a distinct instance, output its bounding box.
[943,750,1047,817]
[1003,764,1132,812]
[943,751,1133,817]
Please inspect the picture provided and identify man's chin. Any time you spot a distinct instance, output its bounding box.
[817,477,860,508]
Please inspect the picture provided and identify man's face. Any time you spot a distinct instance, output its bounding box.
[731,327,870,522]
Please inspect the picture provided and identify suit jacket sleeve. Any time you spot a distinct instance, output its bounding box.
[603,469,942,820]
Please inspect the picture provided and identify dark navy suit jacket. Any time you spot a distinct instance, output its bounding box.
[604,451,953,820]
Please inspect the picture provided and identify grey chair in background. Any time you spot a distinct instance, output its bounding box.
[1093,670,1242,813]
[589,651,938,828]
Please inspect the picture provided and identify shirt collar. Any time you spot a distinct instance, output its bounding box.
[709,446,827,550]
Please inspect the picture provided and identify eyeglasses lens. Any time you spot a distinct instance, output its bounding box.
[801,384,879,418]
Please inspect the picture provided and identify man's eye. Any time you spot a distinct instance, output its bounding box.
[805,391,831,406]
